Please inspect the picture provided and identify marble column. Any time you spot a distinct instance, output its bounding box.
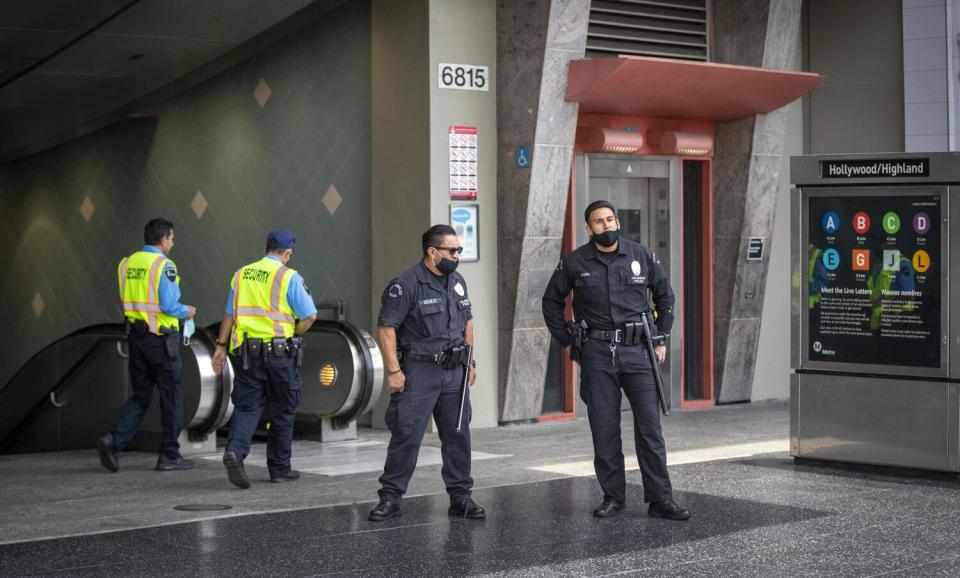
[496,0,589,422]
[713,0,802,403]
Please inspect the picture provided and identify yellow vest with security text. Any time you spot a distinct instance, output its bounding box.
[230,256,297,352]
[118,251,181,335]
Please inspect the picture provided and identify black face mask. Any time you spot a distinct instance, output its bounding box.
[591,229,619,248]
[434,253,459,275]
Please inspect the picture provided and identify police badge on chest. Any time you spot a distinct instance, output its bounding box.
[629,260,646,285]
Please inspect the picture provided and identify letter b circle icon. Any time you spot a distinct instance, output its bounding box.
[853,212,870,234]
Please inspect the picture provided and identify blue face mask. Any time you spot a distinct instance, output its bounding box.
[182,318,195,346]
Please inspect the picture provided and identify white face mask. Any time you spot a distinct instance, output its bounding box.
[182,318,195,346]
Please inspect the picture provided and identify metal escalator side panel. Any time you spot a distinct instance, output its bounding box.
[297,320,384,420]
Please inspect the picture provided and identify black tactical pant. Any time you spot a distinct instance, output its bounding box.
[227,352,302,478]
[112,327,183,459]
[579,339,672,504]
[378,360,472,502]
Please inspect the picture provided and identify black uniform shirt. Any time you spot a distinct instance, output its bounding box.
[378,262,472,355]
[542,237,674,347]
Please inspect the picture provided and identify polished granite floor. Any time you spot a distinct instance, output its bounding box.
[4,454,960,577]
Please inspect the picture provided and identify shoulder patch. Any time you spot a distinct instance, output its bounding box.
[163,267,177,282]
[652,252,661,265]
[387,282,403,298]
[301,278,312,295]
[556,258,564,271]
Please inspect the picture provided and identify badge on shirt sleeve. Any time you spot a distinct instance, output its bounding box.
[454,282,465,296]
[163,267,177,282]
[631,260,642,276]
[302,279,312,295]
[387,283,403,298]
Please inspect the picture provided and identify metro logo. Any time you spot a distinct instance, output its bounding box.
[851,249,870,271]
[852,212,870,234]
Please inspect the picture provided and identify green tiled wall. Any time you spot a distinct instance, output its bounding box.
[0,0,371,387]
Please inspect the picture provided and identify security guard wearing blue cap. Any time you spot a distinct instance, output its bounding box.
[368,224,483,522]
[97,217,197,472]
[542,201,690,521]
[212,229,317,488]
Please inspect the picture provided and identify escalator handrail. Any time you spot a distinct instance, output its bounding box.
[0,324,127,396]
[0,334,125,452]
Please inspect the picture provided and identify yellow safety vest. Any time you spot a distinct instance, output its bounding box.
[230,257,297,352]
[118,251,181,335]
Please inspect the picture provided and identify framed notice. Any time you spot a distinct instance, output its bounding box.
[450,204,479,262]
[449,125,478,200]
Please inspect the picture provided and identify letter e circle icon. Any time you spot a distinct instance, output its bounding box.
[822,248,840,271]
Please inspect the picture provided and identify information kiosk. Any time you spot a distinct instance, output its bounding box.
[790,153,960,472]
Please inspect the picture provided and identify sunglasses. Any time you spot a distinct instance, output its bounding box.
[433,246,464,255]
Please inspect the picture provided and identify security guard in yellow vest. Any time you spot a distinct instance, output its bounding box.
[212,229,317,488]
[97,218,197,473]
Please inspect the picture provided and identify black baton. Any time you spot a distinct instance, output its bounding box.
[455,345,474,433]
[640,312,669,416]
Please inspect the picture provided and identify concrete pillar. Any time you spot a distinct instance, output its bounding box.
[496,0,589,422]
[712,0,803,403]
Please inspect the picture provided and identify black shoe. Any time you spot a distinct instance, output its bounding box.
[155,455,194,471]
[368,498,401,522]
[96,434,119,473]
[448,497,485,519]
[223,451,250,489]
[270,470,301,483]
[648,500,691,521]
[593,499,625,518]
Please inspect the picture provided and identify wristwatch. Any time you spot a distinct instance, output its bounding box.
[470,360,476,368]
[216,341,228,348]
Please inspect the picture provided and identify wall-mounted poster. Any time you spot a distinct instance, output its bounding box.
[449,125,478,200]
[450,204,479,262]
[805,191,943,369]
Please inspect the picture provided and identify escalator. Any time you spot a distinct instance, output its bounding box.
[0,313,384,455]
[0,324,233,455]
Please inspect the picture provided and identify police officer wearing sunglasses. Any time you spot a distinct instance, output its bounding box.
[542,200,690,521]
[368,224,482,522]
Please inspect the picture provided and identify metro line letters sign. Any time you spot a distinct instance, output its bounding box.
[820,158,930,179]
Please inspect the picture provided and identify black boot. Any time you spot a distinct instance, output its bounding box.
[270,470,301,483]
[368,498,401,522]
[648,500,691,521]
[593,499,625,518]
[96,433,119,473]
[156,454,194,471]
[448,496,485,519]
[223,451,250,489]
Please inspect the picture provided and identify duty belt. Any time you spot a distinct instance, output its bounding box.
[587,328,625,343]
[403,346,468,368]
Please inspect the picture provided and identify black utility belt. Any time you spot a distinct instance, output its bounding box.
[586,322,666,346]
[587,321,646,345]
[129,319,178,337]
[240,336,304,358]
[403,345,468,369]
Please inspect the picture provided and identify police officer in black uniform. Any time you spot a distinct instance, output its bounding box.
[368,224,483,522]
[542,200,690,521]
